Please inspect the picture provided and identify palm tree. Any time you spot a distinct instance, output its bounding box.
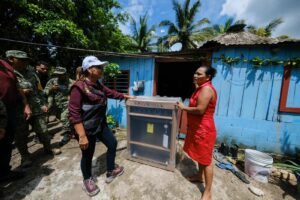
[156,36,169,52]
[130,13,156,52]
[159,0,211,51]
[213,18,245,34]
[248,18,283,37]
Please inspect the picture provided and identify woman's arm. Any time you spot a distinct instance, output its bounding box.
[74,122,89,150]
[102,83,124,99]
[102,83,136,100]
[177,86,213,115]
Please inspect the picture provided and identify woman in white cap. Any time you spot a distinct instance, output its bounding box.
[68,56,135,196]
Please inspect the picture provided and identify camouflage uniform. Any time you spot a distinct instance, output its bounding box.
[44,67,74,144]
[0,100,7,131]
[14,66,53,155]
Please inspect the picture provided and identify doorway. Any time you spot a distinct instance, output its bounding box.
[155,61,201,100]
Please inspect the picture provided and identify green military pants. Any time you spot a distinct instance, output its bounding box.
[15,113,52,155]
[56,106,71,133]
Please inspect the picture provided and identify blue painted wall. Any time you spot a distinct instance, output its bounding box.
[212,46,300,154]
[100,46,300,155]
[101,56,155,128]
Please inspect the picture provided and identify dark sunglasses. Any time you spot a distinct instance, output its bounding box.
[93,65,104,70]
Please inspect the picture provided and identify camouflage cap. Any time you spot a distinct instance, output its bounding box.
[5,50,30,59]
[53,67,67,75]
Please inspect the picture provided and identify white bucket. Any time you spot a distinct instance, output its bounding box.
[245,149,273,183]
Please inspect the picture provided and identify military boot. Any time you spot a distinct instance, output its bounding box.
[43,141,62,155]
[20,154,32,168]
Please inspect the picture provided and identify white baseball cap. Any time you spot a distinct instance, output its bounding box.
[82,56,108,71]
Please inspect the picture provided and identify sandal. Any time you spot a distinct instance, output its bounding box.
[232,170,250,184]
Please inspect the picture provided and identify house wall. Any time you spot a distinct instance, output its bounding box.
[101,56,155,127]
[212,46,300,154]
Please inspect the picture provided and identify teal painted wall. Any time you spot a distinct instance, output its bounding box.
[212,46,300,154]
[101,46,300,154]
[101,56,155,128]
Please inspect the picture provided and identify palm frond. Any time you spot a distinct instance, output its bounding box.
[159,0,206,51]
[167,35,180,47]
[159,20,174,27]
[191,28,214,41]
[168,24,179,34]
[235,19,245,25]
[265,18,283,36]
[130,16,139,39]
[190,18,210,31]
[224,18,234,30]
[189,0,201,22]
[173,0,185,29]
[184,0,191,19]
[213,24,221,33]
[130,13,156,52]
[247,25,257,33]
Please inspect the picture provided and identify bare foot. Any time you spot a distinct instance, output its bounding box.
[201,192,212,200]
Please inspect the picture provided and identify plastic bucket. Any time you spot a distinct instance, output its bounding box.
[245,149,273,183]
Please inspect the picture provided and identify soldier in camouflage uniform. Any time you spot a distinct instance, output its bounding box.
[0,100,7,141]
[44,67,74,146]
[6,50,61,167]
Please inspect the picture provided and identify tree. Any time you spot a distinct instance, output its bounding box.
[213,18,245,35]
[248,18,283,37]
[1,1,89,48]
[159,0,211,51]
[156,36,169,52]
[130,13,156,52]
[0,0,133,69]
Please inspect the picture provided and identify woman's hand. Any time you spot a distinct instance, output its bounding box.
[41,105,48,113]
[23,88,33,95]
[51,84,59,92]
[79,135,89,150]
[176,101,185,110]
[24,104,32,120]
[74,123,88,150]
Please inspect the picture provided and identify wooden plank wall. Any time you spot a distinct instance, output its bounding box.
[101,56,155,127]
[212,46,300,154]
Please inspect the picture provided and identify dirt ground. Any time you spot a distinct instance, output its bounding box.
[1,120,299,200]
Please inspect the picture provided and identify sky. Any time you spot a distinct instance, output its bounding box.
[116,0,300,50]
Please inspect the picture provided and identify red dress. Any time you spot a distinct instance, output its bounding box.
[183,81,217,166]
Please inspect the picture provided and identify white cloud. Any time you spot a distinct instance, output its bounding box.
[221,0,300,38]
[199,0,226,24]
[160,29,165,33]
[171,43,182,51]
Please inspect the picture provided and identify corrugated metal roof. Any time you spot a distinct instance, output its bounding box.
[199,31,300,48]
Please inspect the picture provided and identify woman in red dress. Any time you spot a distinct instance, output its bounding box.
[177,65,217,200]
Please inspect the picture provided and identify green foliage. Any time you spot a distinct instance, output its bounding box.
[244,57,284,67]
[212,18,246,35]
[274,160,300,172]
[0,0,133,69]
[34,19,89,46]
[285,58,300,67]
[159,0,211,51]
[214,55,300,68]
[247,18,283,37]
[104,63,121,80]
[130,13,156,52]
[219,55,240,65]
[106,114,117,128]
